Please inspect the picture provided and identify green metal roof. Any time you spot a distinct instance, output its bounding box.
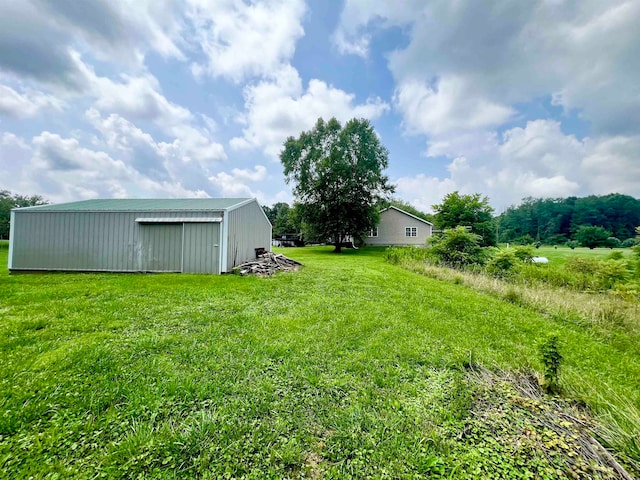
[14,198,254,212]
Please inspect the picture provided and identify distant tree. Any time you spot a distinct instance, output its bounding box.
[606,237,621,249]
[498,194,640,244]
[432,191,495,246]
[574,225,612,249]
[281,117,394,253]
[0,190,48,239]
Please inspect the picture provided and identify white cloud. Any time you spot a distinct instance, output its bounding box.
[187,0,306,82]
[0,130,214,202]
[0,84,63,118]
[394,76,514,137]
[337,0,640,137]
[332,0,419,57]
[393,120,640,210]
[231,66,389,158]
[208,165,285,203]
[395,174,457,213]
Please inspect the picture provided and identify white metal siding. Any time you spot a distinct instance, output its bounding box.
[139,224,183,272]
[9,210,224,272]
[182,223,220,273]
[226,201,272,271]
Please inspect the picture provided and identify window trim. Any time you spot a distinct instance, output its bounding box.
[368,227,378,237]
[405,226,417,237]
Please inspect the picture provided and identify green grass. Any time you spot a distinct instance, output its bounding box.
[1,244,639,478]
[532,245,632,265]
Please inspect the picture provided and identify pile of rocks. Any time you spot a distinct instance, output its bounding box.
[234,252,302,276]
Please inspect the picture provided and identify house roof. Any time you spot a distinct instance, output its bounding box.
[13,198,254,212]
[381,206,434,225]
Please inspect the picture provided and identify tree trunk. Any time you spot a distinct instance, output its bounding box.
[333,233,342,253]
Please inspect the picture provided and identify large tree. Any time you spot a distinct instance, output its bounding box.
[281,117,394,252]
[0,191,48,239]
[432,191,496,246]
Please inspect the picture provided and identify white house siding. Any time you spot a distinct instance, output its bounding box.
[225,200,272,272]
[365,207,432,246]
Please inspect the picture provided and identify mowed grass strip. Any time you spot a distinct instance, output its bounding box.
[0,243,638,478]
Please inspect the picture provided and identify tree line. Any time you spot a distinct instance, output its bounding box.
[497,194,640,246]
[0,191,48,240]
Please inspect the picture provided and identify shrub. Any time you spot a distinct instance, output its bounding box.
[427,227,487,268]
[566,240,578,250]
[513,245,535,262]
[607,251,624,261]
[621,238,637,248]
[486,249,520,277]
[595,260,629,290]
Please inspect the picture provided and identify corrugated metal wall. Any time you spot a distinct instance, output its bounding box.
[10,210,223,273]
[226,201,272,271]
[182,223,220,273]
[365,208,432,246]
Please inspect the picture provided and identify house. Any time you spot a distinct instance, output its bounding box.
[364,206,433,246]
[8,198,271,274]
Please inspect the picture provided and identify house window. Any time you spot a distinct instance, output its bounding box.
[405,227,417,237]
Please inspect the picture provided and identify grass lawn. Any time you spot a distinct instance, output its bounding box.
[530,245,632,265]
[1,242,639,478]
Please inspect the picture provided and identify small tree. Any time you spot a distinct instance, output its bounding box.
[432,192,495,246]
[281,118,394,252]
[427,227,486,268]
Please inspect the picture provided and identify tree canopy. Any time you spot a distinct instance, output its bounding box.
[432,191,495,246]
[281,117,394,252]
[0,191,48,239]
[497,194,640,244]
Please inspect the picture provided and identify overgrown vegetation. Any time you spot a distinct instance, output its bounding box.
[2,244,639,477]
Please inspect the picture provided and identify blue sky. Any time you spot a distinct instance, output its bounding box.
[1,0,639,213]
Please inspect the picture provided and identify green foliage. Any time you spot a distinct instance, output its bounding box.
[281,117,394,252]
[606,237,621,249]
[575,225,612,249]
[539,335,563,394]
[428,227,487,268]
[498,194,640,245]
[621,238,637,248]
[513,245,535,262]
[0,190,48,239]
[486,249,520,277]
[566,240,578,249]
[433,191,495,246]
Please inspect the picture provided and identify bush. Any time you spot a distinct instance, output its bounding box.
[427,227,487,268]
[486,249,520,277]
[607,251,624,261]
[566,240,578,250]
[513,245,535,262]
[621,238,637,248]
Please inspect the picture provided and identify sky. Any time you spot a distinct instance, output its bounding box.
[1,0,639,213]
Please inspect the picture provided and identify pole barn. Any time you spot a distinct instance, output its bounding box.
[8,198,272,274]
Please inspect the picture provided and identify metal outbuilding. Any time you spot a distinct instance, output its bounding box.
[8,198,271,274]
